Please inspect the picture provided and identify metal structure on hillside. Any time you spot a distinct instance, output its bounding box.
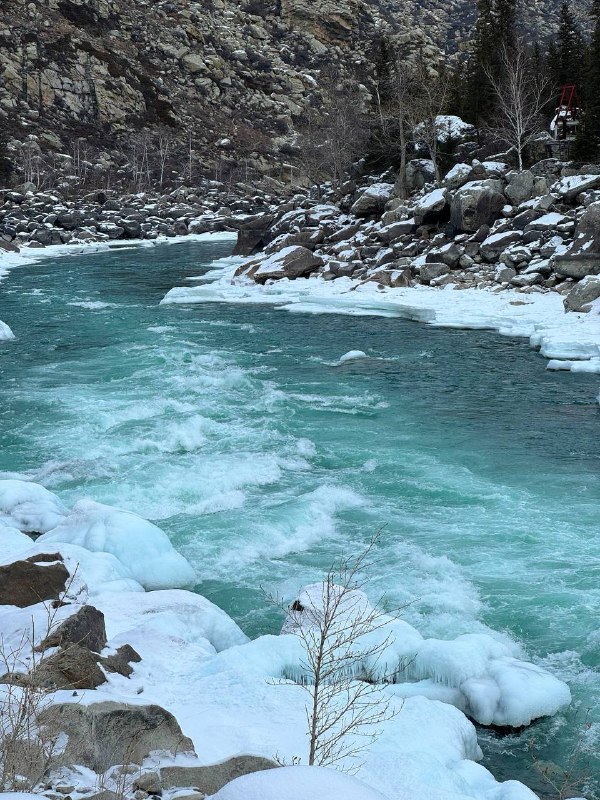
[548,84,582,158]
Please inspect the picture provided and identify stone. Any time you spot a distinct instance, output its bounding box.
[350,183,395,217]
[413,188,447,226]
[450,180,506,233]
[133,772,162,795]
[563,277,600,312]
[28,644,107,690]
[159,755,277,795]
[553,174,600,202]
[244,245,324,283]
[495,266,517,283]
[479,231,522,261]
[37,605,107,654]
[426,241,461,269]
[442,163,473,190]
[231,213,276,256]
[554,201,600,278]
[504,170,535,205]
[403,159,436,192]
[419,262,448,284]
[101,644,142,677]
[40,701,195,772]
[0,556,69,608]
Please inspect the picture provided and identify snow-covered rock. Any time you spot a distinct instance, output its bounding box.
[0,479,69,533]
[208,766,388,800]
[38,498,197,590]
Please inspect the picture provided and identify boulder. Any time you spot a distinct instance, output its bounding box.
[480,231,522,261]
[231,213,276,256]
[101,644,142,677]
[426,242,461,269]
[350,183,394,217]
[553,174,600,202]
[450,180,506,233]
[0,556,69,608]
[419,262,448,284]
[403,159,436,192]
[40,701,195,771]
[442,163,474,190]
[413,188,447,226]
[504,170,536,205]
[28,643,107,690]
[37,605,107,654]
[563,277,600,312]
[246,246,324,284]
[159,756,277,795]
[554,201,600,278]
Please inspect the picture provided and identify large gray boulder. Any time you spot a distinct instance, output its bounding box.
[563,277,600,312]
[40,701,195,771]
[450,180,506,233]
[350,183,394,217]
[504,170,535,205]
[480,231,522,262]
[554,201,600,278]
[159,755,277,795]
[242,246,324,284]
[553,174,600,202]
[403,159,436,192]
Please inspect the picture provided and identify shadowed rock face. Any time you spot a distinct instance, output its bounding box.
[37,605,108,654]
[0,0,587,181]
[0,555,69,608]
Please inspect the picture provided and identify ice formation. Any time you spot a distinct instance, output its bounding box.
[38,498,197,590]
[0,319,14,340]
[0,479,69,533]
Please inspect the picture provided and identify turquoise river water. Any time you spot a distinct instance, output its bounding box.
[0,238,599,796]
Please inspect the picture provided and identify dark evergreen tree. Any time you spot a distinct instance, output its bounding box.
[571,0,600,160]
[548,1,585,92]
[462,0,518,124]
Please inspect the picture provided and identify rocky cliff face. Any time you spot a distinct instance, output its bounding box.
[0,0,589,187]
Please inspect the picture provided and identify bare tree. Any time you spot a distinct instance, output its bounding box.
[408,65,451,185]
[277,536,403,770]
[484,41,551,171]
[373,63,415,198]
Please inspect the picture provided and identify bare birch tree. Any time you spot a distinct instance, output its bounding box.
[484,41,551,171]
[278,536,402,770]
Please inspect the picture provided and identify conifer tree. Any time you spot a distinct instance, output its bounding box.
[463,0,518,124]
[548,1,585,92]
[571,0,600,160]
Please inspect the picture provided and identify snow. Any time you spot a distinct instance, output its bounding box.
[415,187,447,213]
[337,350,368,364]
[435,115,475,143]
[37,498,197,590]
[0,479,69,533]
[0,523,35,559]
[528,212,570,229]
[0,318,14,340]
[161,265,600,374]
[208,766,389,800]
[278,584,570,728]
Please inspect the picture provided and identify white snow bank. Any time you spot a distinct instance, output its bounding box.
[0,318,14,340]
[38,498,196,590]
[208,766,388,800]
[0,479,69,533]
[0,523,36,560]
[161,269,600,374]
[97,588,248,653]
[279,584,570,727]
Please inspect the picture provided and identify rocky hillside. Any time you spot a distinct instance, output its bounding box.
[0,0,590,188]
